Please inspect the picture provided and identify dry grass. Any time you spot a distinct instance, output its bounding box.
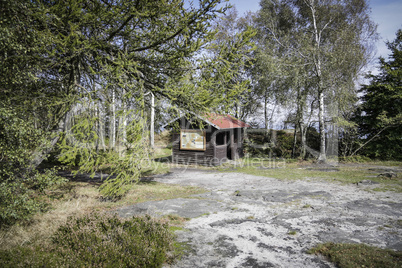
[155,130,172,148]
[0,180,205,251]
[0,183,99,249]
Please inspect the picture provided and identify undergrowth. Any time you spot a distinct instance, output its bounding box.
[0,212,176,267]
[308,242,402,268]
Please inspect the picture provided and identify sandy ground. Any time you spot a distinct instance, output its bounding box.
[114,168,402,268]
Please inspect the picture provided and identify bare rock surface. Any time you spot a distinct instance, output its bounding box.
[114,168,402,268]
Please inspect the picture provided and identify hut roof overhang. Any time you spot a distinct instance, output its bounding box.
[165,113,250,130]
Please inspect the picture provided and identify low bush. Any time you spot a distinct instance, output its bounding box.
[0,213,175,267]
[0,169,66,227]
[339,155,372,163]
[54,213,175,267]
[308,242,402,268]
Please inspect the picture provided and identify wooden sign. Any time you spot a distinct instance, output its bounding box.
[180,129,206,151]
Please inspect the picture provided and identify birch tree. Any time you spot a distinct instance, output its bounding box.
[256,0,377,162]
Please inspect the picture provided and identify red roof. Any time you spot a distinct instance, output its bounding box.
[205,114,250,129]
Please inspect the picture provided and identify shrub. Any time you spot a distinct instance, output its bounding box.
[53,213,175,267]
[339,155,372,163]
[0,213,176,267]
[0,105,67,227]
[0,180,41,226]
[0,246,68,268]
[0,169,66,227]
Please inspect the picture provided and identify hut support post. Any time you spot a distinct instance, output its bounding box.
[230,129,235,160]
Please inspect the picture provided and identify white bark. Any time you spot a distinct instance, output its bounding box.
[110,88,116,150]
[122,88,127,147]
[317,90,327,162]
[309,0,327,162]
[98,102,106,150]
[150,91,155,149]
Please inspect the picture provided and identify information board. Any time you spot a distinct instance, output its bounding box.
[180,130,206,151]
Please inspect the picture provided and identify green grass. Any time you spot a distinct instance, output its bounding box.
[308,242,402,268]
[287,230,297,235]
[220,158,402,192]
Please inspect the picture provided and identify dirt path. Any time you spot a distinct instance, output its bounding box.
[115,168,402,268]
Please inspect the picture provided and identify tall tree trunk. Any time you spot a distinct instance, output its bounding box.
[292,125,298,158]
[317,90,326,162]
[310,1,326,163]
[300,122,306,159]
[110,88,116,150]
[264,93,268,130]
[98,101,106,150]
[150,91,154,149]
[122,88,127,148]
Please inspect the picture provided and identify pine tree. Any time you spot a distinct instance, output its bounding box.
[353,29,402,160]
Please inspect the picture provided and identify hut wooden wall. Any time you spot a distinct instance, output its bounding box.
[170,117,246,166]
[172,132,218,166]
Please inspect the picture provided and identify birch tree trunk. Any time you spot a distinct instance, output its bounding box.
[300,122,306,159]
[310,1,327,162]
[110,88,116,150]
[122,88,127,147]
[317,90,326,162]
[150,92,154,149]
[98,101,106,150]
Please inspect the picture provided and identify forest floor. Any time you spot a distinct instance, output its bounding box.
[114,164,402,268]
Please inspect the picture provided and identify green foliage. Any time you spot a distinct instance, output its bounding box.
[308,242,402,268]
[0,246,64,268]
[58,113,151,199]
[202,7,257,117]
[0,180,40,226]
[2,0,250,202]
[0,213,175,267]
[0,105,43,177]
[0,169,66,227]
[244,128,319,158]
[255,0,378,161]
[354,29,402,160]
[0,105,67,226]
[339,155,372,163]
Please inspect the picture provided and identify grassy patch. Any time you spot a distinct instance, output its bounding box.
[308,242,402,268]
[221,158,402,192]
[112,181,207,208]
[0,179,205,251]
[0,177,203,266]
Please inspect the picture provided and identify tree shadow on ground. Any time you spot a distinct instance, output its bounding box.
[153,155,172,163]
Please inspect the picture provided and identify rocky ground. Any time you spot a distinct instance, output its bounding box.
[114,167,402,268]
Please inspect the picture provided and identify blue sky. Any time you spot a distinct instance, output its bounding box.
[231,0,402,70]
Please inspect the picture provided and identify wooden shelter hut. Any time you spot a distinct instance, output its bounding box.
[168,114,250,166]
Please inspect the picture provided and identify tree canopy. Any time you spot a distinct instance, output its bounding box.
[1,0,254,202]
[254,0,377,161]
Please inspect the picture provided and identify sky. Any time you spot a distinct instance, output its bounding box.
[231,0,402,71]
